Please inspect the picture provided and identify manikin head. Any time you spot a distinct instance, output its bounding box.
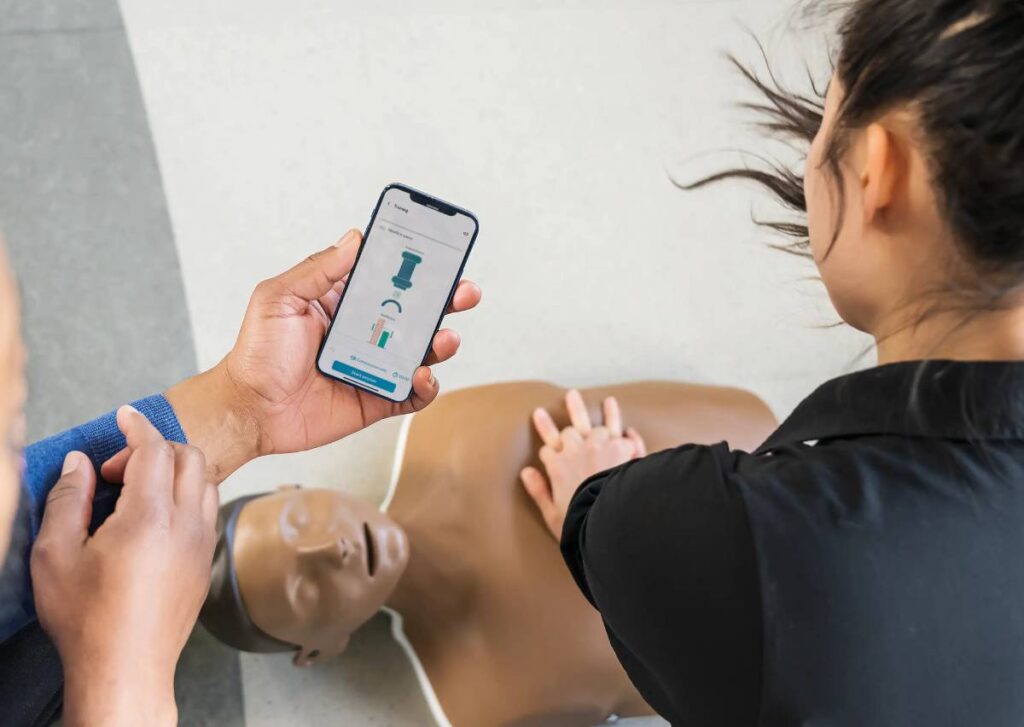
[0,236,27,565]
[202,486,409,666]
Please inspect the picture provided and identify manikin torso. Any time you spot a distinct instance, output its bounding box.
[381,381,777,727]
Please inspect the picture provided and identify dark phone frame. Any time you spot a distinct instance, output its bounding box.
[315,182,480,403]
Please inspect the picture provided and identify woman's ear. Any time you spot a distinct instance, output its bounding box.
[291,636,350,668]
[860,121,903,225]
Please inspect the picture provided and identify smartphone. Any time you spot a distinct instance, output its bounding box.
[316,184,479,402]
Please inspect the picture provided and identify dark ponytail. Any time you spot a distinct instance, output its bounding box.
[685,0,1024,306]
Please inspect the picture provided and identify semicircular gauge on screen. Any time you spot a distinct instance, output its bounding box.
[381,298,403,313]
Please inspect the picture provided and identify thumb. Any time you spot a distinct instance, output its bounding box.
[36,452,97,551]
[520,467,560,532]
[264,230,361,304]
[99,446,130,483]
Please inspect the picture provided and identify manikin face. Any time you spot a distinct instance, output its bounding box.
[233,486,409,665]
[0,237,27,565]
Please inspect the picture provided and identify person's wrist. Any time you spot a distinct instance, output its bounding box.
[165,361,262,484]
[63,654,177,727]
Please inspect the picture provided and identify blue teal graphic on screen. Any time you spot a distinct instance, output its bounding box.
[318,188,475,401]
[392,251,422,290]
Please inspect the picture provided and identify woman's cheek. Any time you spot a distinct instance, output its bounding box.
[804,166,824,255]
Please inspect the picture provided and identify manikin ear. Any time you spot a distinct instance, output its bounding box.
[293,636,350,668]
[859,122,902,225]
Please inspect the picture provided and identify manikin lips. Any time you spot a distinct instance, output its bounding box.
[363,522,377,577]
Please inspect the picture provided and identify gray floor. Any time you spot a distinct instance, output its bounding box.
[239,613,436,726]
[0,1,244,724]
[0,0,195,440]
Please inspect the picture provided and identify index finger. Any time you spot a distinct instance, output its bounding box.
[102,406,166,483]
[117,405,165,450]
[602,396,623,438]
[531,407,562,449]
[118,441,175,523]
[565,390,592,434]
[268,230,361,303]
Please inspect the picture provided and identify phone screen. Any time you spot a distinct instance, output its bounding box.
[317,185,478,401]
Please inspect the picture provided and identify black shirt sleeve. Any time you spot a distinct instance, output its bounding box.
[560,443,762,726]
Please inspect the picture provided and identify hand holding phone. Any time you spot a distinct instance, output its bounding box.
[163,202,480,470]
[317,184,480,402]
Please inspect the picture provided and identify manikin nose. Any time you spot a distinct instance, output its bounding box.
[336,537,359,567]
[297,538,360,568]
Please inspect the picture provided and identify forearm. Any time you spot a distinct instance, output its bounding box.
[560,444,763,725]
[164,362,261,485]
[63,655,176,727]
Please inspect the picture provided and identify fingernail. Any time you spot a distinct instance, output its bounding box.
[429,371,437,387]
[62,452,83,476]
[336,229,359,247]
[122,404,139,415]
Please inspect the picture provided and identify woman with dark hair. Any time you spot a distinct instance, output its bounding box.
[521,2,1024,725]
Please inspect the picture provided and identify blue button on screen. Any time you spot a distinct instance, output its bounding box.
[332,361,397,393]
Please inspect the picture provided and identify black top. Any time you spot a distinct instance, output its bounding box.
[562,361,1024,727]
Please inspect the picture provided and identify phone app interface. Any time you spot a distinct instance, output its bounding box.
[319,188,476,400]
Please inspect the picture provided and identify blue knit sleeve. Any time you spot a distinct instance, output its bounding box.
[0,395,186,643]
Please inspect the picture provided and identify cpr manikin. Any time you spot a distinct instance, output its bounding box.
[201,381,777,726]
